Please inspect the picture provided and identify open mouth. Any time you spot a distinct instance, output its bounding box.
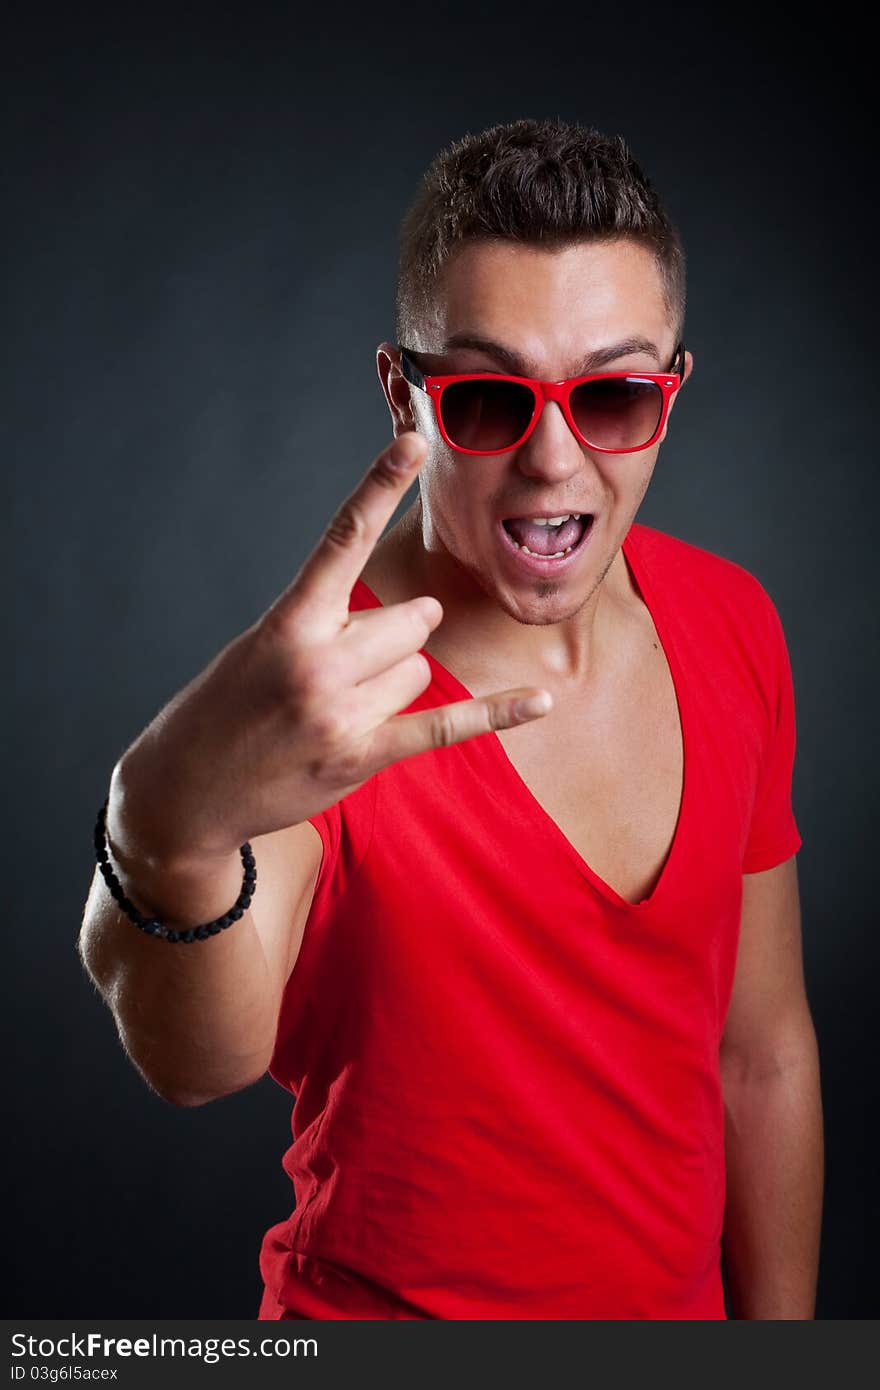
[499,512,594,560]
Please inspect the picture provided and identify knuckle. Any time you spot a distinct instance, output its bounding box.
[279,646,320,697]
[255,601,294,648]
[257,601,318,666]
[308,704,350,748]
[276,678,310,729]
[301,648,345,698]
[370,452,407,490]
[487,700,509,732]
[328,742,372,787]
[324,502,369,550]
[277,655,337,727]
[430,708,459,749]
[407,651,432,687]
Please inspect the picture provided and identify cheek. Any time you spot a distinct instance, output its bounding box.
[422,456,481,522]
[629,451,659,506]
[412,392,437,439]
[413,396,506,510]
[411,401,464,509]
[419,455,506,552]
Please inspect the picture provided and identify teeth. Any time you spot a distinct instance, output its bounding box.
[519,544,573,557]
[501,514,591,559]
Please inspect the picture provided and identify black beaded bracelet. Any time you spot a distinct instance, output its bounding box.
[93,797,257,944]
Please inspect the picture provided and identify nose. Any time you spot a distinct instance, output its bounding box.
[514,398,589,484]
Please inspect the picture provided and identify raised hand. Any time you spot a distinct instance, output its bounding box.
[114,433,553,863]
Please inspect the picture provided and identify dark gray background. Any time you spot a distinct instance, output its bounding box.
[5,8,876,1318]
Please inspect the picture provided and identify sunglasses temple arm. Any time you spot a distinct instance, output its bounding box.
[397,348,426,392]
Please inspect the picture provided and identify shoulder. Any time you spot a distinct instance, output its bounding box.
[628,520,780,629]
[627,522,790,712]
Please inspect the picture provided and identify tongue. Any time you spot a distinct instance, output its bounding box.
[504,516,586,554]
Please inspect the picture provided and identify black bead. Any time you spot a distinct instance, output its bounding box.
[94,799,260,945]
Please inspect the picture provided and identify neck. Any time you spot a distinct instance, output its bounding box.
[362,495,644,689]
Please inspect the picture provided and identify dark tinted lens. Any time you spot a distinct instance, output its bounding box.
[570,378,663,449]
[440,379,536,452]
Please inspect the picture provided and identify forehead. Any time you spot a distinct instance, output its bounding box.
[422,238,671,365]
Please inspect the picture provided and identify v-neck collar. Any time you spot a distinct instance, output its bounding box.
[352,523,691,915]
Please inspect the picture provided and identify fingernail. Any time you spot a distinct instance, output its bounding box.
[514,692,553,719]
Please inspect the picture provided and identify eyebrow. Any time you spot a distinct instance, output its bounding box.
[439,331,663,375]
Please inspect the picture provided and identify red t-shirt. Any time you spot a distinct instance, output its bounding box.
[257,520,802,1320]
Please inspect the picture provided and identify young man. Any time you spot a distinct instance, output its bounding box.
[79,119,823,1319]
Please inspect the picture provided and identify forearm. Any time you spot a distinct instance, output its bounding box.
[720,1023,824,1319]
[78,761,275,1107]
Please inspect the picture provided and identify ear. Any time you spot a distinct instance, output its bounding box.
[377,341,417,436]
[658,347,693,442]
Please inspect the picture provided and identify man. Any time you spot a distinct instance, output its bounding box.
[79,119,823,1319]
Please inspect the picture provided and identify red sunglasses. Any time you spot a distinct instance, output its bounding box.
[398,342,686,456]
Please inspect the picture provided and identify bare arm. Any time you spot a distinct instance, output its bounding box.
[719,855,824,1318]
[78,775,324,1107]
[78,432,554,1110]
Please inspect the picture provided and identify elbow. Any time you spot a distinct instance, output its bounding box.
[113,1041,224,1109]
[720,1015,820,1089]
[152,1083,220,1109]
[151,1077,264,1109]
[133,1054,269,1110]
[77,913,275,1108]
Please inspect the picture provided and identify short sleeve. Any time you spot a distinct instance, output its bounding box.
[307,802,342,899]
[267,782,376,1089]
[742,595,803,873]
[299,575,382,894]
[304,774,378,904]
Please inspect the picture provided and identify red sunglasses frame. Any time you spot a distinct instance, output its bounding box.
[398,342,686,456]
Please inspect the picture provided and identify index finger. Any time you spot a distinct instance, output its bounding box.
[276,432,428,624]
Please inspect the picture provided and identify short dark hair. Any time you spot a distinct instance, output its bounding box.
[395,117,686,347]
